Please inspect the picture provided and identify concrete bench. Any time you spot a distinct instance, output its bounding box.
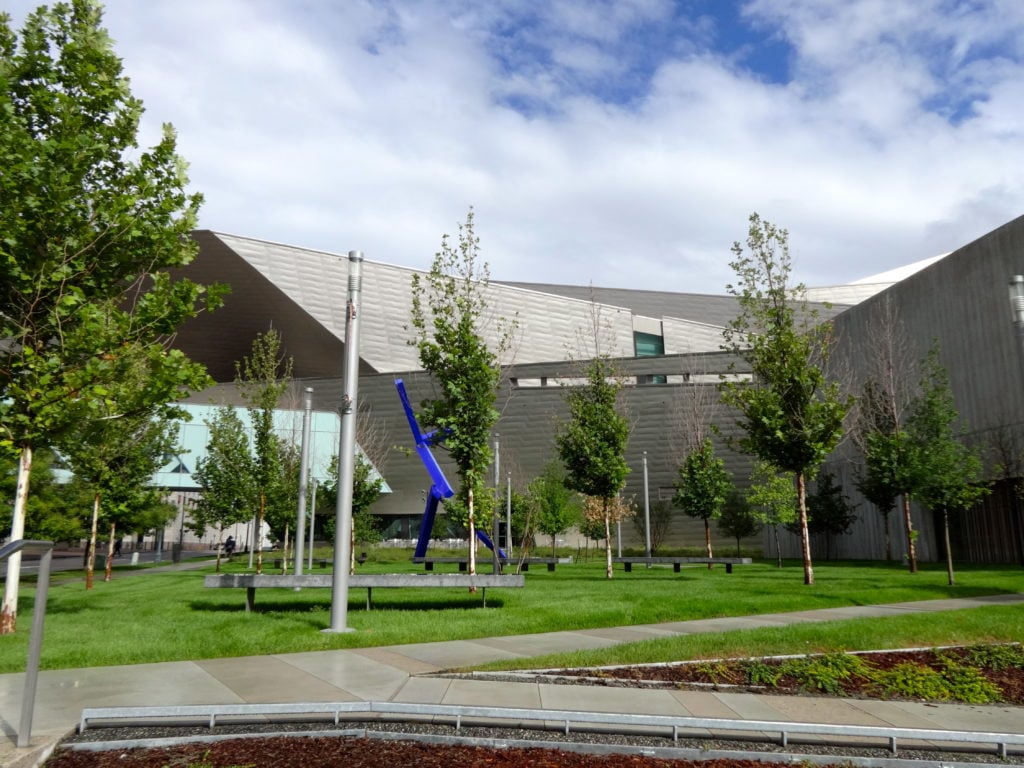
[413,557,559,572]
[613,556,752,574]
[204,573,525,612]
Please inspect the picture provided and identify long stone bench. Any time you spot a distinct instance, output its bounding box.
[204,573,525,612]
[613,556,752,574]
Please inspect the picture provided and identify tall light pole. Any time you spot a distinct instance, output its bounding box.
[643,451,651,560]
[492,433,500,572]
[294,387,314,576]
[327,250,363,634]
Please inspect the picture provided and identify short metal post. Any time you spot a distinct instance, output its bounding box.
[19,546,52,748]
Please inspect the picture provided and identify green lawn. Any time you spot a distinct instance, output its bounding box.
[1,555,1020,673]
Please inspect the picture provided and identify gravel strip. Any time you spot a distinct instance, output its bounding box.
[61,717,1024,765]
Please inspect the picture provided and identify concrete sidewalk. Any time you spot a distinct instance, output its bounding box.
[2,592,1022,768]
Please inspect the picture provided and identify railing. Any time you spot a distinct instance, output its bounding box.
[77,700,1024,759]
[0,539,54,748]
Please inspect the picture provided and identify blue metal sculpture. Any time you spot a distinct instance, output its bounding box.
[396,379,505,560]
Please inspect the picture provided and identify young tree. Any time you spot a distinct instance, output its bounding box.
[720,213,849,585]
[56,342,186,587]
[556,356,631,578]
[580,494,633,567]
[804,469,858,560]
[717,489,761,556]
[527,462,580,558]
[0,3,221,632]
[235,329,293,573]
[409,209,514,575]
[189,407,256,572]
[747,462,797,568]
[852,298,919,569]
[321,452,384,570]
[673,438,732,565]
[853,382,900,561]
[907,348,990,585]
[631,500,673,554]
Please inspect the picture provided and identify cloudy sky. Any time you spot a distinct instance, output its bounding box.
[5,1,1024,293]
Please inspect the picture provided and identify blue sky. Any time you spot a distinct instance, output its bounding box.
[4,0,1024,293]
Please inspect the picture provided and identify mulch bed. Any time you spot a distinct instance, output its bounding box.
[43,737,841,768]
[548,646,1024,704]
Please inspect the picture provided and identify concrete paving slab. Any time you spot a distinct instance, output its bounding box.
[274,650,410,701]
[668,691,740,718]
[391,675,453,705]
[845,699,959,730]
[440,679,542,709]
[348,647,441,675]
[380,639,523,668]
[195,656,354,703]
[573,626,688,643]
[713,692,794,722]
[475,631,620,656]
[765,694,887,726]
[538,682,689,717]
[887,700,1024,734]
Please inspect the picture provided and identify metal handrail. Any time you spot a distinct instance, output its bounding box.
[78,699,1024,758]
[0,539,54,748]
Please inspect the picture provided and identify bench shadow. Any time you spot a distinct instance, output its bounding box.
[189,597,507,613]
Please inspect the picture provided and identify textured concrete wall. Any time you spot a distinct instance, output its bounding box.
[817,213,1024,564]
[293,351,762,554]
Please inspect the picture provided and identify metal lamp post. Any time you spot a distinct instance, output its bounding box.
[327,250,364,634]
[642,451,651,560]
[294,387,313,576]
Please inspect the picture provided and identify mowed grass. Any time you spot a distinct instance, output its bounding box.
[1,555,1021,673]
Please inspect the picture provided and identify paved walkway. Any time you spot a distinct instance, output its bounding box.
[1,581,1021,768]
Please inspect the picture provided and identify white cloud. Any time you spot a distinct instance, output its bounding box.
[4,0,1024,295]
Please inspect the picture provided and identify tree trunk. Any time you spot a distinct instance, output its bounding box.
[944,509,955,586]
[883,511,892,561]
[282,523,290,573]
[551,533,557,559]
[0,446,32,634]
[256,492,265,574]
[87,492,100,590]
[215,525,224,573]
[797,472,814,585]
[704,518,713,569]
[902,493,917,573]
[467,486,477,590]
[603,504,613,580]
[105,522,116,582]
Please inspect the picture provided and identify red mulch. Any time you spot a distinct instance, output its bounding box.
[44,737,811,768]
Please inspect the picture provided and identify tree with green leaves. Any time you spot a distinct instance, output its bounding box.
[853,382,900,561]
[747,461,797,568]
[189,407,256,572]
[527,462,580,558]
[321,452,383,569]
[557,356,631,578]
[409,209,514,575]
[235,329,293,574]
[0,2,221,632]
[803,469,858,560]
[717,489,761,557]
[721,213,849,585]
[673,438,732,565]
[56,343,186,587]
[907,347,990,586]
[852,297,918,568]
